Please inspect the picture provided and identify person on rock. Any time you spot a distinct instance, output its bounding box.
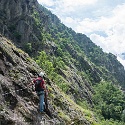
[28,72,47,113]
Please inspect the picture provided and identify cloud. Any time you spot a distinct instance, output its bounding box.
[75,3,125,55]
[38,0,98,8]
[76,4,125,34]
[58,0,98,8]
[38,0,54,7]
[37,0,98,17]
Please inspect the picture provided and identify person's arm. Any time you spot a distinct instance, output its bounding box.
[28,80,35,87]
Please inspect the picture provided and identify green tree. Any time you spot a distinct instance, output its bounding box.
[93,82,125,120]
[36,51,54,75]
[24,43,32,54]
[121,109,125,122]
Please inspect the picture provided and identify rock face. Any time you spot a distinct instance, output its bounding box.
[0,35,94,125]
[0,35,47,125]
[0,0,42,48]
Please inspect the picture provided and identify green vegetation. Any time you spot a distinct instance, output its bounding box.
[23,43,32,55]
[14,31,21,40]
[58,110,71,123]
[36,51,69,93]
[93,82,125,122]
[36,51,54,75]
[32,6,125,124]
[8,24,22,41]
[8,24,16,32]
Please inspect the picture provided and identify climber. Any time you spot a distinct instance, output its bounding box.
[28,72,47,113]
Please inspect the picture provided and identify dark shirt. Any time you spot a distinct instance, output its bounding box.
[33,77,45,90]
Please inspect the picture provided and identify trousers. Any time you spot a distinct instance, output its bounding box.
[37,91,45,112]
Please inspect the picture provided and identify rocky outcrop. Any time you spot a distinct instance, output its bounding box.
[0,35,48,125]
[0,0,45,52]
[0,35,96,124]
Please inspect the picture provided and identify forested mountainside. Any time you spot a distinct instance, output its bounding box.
[0,0,125,87]
[0,0,125,125]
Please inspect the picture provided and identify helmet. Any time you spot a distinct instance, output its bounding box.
[39,72,44,77]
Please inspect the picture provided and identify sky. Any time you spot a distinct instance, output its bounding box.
[37,0,125,68]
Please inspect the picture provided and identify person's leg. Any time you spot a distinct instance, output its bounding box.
[39,91,44,112]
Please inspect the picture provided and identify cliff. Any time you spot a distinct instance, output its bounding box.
[0,35,95,125]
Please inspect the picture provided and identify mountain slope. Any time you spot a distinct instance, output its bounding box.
[0,35,97,125]
[0,0,125,88]
[0,0,95,106]
[0,0,125,124]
